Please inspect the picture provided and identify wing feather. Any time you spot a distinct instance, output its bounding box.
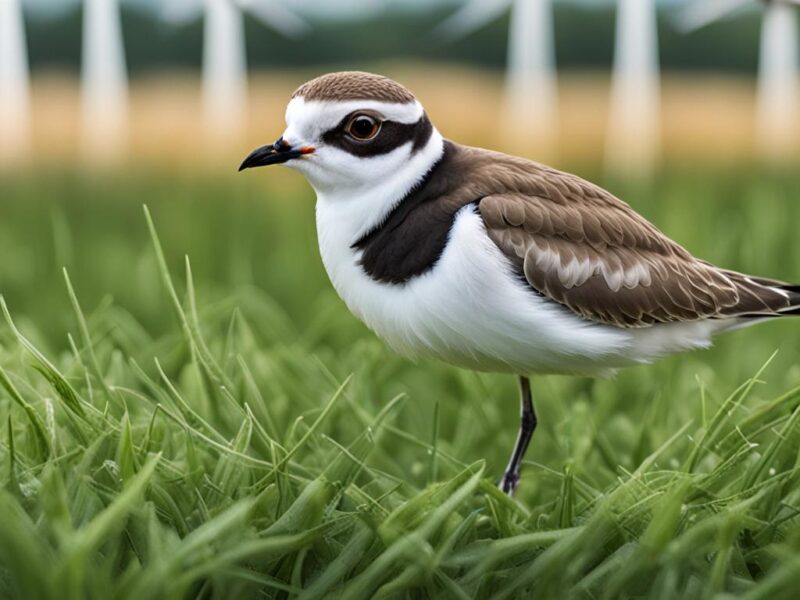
[477,171,792,328]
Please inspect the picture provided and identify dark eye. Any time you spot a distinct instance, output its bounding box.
[345,114,381,141]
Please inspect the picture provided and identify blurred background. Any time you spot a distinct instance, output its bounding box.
[2,0,799,170]
[1,0,800,383]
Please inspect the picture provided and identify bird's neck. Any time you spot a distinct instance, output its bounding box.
[314,128,446,245]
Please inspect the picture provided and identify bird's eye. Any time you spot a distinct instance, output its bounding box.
[345,114,381,141]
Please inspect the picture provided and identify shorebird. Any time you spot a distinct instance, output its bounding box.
[240,72,800,495]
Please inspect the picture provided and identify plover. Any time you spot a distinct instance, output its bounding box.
[240,71,800,495]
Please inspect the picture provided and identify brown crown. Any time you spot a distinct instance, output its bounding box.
[292,71,416,104]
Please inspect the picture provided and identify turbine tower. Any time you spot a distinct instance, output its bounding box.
[606,0,661,177]
[82,0,129,161]
[437,0,559,157]
[165,0,307,143]
[679,0,800,162]
[0,0,31,165]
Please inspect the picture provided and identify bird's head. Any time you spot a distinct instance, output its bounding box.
[239,71,443,197]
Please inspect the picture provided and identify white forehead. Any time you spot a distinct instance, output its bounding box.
[284,96,425,141]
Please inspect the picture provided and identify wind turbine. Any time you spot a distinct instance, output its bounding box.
[164,0,307,142]
[679,0,800,162]
[81,0,129,161]
[436,0,559,157]
[0,0,31,165]
[606,0,662,177]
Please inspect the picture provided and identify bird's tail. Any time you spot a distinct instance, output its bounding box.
[771,284,800,316]
[727,274,800,319]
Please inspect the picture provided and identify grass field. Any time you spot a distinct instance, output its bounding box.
[2,164,800,599]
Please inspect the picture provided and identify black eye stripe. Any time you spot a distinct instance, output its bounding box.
[322,113,433,157]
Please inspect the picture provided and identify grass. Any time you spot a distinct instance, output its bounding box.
[1,167,800,597]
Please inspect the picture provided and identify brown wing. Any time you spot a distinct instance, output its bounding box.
[477,174,793,328]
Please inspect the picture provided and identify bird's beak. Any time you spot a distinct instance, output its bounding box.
[238,137,314,172]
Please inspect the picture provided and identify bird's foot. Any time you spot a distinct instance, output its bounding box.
[498,470,520,496]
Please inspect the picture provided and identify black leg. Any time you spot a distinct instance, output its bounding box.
[499,376,537,495]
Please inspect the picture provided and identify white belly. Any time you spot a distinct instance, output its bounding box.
[316,204,725,376]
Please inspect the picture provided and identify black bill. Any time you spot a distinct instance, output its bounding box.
[238,138,305,171]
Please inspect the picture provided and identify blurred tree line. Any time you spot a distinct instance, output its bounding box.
[25,4,760,75]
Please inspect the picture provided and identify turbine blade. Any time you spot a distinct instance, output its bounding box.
[674,0,753,33]
[433,0,513,40]
[238,0,308,37]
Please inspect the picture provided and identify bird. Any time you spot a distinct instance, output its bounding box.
[239,71,800,495]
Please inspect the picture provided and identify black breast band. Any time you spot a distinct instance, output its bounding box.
[352,142,478,284]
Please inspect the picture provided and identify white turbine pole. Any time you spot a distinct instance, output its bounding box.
[757,0,800,161]
[0,0,31,164]
[203,0,247,141]
[435,0,559,156]
[82,0,129,161]
[606,0,661,177]
[505,0,558,153]
[200,0,307,142]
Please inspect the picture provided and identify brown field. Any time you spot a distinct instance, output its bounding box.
[11,64,796,173]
